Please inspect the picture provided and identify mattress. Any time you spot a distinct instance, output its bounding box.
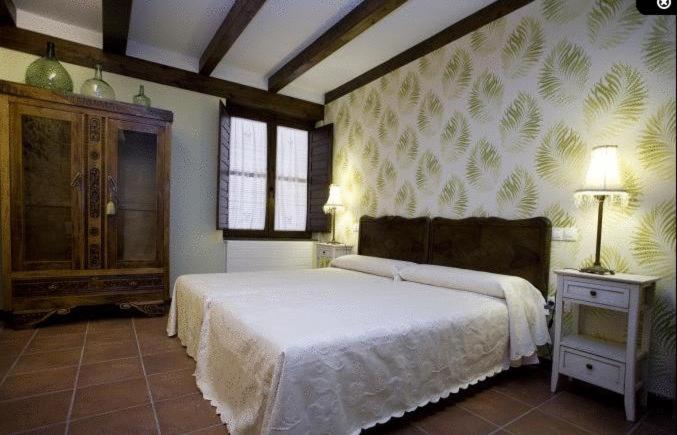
[167,267,547,435]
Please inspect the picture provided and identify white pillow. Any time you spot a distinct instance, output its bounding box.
[330,254,417,279]
[398,264,533,299]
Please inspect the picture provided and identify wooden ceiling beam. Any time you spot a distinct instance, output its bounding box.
[0,26,324,121]
[102,0,133,55]
[325,0,535,103]
[267,0,407,93]
[199,0,266,76]
[0,0,16,27]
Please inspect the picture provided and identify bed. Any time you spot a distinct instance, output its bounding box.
[167,216,552,435]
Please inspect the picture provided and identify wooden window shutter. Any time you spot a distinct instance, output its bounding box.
[306,124,333,232]
[217,101,230,229]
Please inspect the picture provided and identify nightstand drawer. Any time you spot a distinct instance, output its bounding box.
[316,243,352,268]
[563,279,629,309]
[559,347,625,393]
[318,246,331,257]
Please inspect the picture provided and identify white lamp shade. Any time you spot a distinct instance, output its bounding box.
[576,145,627,196]
[323,184,343,213]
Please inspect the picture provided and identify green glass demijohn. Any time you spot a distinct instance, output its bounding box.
[25,42,74,93]
[133,85,151,107]
[81,64,116,99]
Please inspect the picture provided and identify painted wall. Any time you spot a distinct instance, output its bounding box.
[324,0,676,397]
[0,47,227,303]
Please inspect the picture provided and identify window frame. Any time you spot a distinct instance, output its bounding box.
[221,104,315,241]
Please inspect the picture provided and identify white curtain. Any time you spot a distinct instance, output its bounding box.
[274,126,308,231]
[228,117,267,230]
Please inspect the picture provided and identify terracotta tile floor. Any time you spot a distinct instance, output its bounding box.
[0,314,674,435]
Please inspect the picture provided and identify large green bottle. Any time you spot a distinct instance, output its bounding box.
[25,42,74,93]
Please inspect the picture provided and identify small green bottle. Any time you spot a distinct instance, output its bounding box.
[25,42,74,93]
[133,85,151,107]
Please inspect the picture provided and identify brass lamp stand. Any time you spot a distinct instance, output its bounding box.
[575,145,628,276]
[580,194,612,275]
[323,184,343,245]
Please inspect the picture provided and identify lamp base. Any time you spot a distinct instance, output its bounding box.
[579,264,615,275]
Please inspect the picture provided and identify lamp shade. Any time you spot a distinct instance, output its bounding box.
[323,184,343,213]
[576,145,627,198]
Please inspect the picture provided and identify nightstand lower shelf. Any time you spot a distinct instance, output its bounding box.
[560,334,626,362]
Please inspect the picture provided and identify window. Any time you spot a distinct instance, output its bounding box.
[274,126,308,231]
[217,103,332,239]
[228,117,267,230]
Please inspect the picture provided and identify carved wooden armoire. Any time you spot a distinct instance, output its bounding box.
[0,80,172,327]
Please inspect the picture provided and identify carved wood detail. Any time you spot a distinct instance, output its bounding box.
[11,310,58,328]
[118,301,165,316]
[88,243,101,268]
[88,168,100,218]
[13,274,164,297]
[88,116,101,143]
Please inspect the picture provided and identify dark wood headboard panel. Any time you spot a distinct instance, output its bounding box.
[429,217,551,296]
[358,216,430,263]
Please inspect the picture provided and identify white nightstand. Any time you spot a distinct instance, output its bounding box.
[550,269,659,421]
[316,242,352,267]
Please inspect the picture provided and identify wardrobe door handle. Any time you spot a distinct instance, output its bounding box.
[586,363,593,370]
[71,172,82,190]
[589,290,597,297]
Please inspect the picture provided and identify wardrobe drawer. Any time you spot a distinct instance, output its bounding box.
[563,279,629,309]
[559,347,625,393]
[13,278,90,297]
[89,274,164,292]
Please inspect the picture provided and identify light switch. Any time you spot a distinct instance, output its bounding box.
[553,227,578,241]
[552,227,564,240]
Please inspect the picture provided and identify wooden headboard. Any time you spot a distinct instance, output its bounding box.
[358,216,429,263]
[358,216,552,296]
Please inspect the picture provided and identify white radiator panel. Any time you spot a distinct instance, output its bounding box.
[226,241,315,272]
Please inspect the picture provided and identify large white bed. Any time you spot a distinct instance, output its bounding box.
[167,216,552,435]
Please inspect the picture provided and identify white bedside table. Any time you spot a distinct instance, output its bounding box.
[316,242,352,267]
[550,269,659,421]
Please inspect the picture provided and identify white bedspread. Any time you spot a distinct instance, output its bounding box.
[168,267,548,435]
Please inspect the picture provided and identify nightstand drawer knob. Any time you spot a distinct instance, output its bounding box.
[586,363,593,370]
[589,290,597,297]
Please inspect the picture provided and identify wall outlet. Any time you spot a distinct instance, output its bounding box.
[553,227,578,241]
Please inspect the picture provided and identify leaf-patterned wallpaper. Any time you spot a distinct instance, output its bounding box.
[324,0,676,397]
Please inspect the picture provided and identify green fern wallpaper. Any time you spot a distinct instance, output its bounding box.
[324,0,676,397]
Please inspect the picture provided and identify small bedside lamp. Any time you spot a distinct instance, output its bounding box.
[323,184,343,244]
[575,145,628,275]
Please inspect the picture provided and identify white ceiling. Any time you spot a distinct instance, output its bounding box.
[12,0,494,103]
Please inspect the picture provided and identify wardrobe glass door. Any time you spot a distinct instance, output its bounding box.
[106,120,164,268]
[10,105,84,270]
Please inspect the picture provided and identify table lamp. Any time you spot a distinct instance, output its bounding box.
[323,184,343,244]
[574,145,628,275]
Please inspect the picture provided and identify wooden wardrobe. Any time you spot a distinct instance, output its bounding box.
[0,80,172,327]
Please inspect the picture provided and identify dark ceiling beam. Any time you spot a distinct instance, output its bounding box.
[199,0,266,76]
[0,0,16,27]
[102,0,133,55]
[268,0,407,93]
[325,0,535,103]
[0,26,324,121]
